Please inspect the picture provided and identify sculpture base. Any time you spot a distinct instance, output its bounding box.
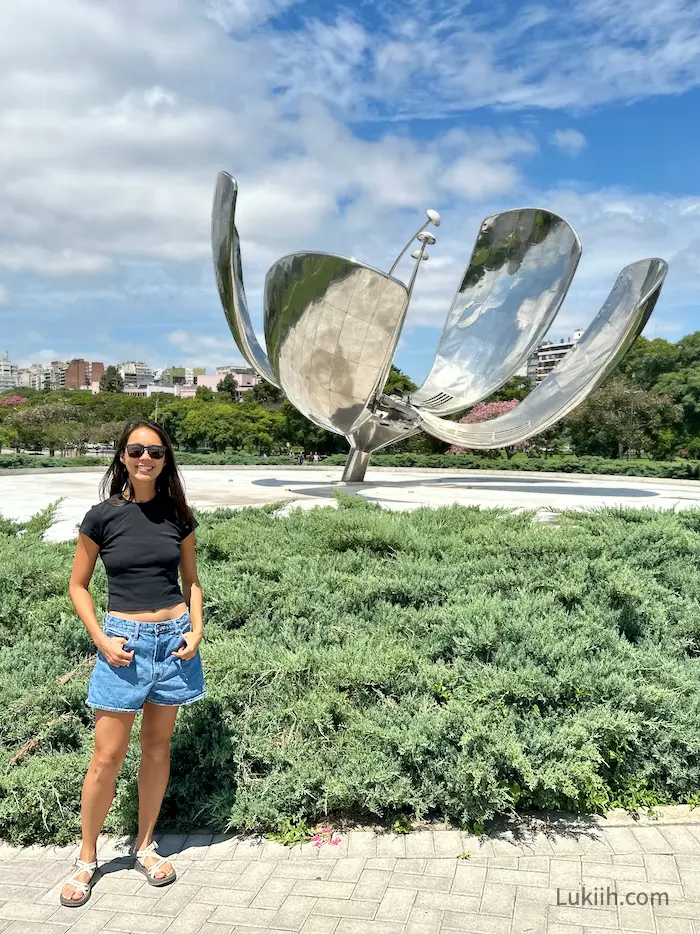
[341,449,371,482]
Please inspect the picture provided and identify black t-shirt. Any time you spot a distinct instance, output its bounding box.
[79,493,198,612]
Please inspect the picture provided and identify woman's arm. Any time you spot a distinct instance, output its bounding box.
[179,532,203,639]
[69,533,106,649]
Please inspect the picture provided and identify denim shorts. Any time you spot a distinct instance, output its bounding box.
[87,610,206,714]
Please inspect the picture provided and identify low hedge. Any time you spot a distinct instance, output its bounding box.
[0,453,295,469]
[1,451,699,479]
[321,453,700,480]
[1,498,700,845]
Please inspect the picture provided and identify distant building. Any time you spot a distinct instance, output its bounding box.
[527,330,584,384]
[161,366,206,386]
[16,360,69,391]
[0,357,18,392]
[215,365,261,392]
[123,385,176,398]
[91,362,105,385]
[193,375,221,391]
[17,364,46,390]
[65,359,105,390]
[43,361,66,390]
[117,361,154,387]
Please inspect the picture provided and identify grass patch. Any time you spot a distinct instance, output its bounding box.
[1,499,699,844]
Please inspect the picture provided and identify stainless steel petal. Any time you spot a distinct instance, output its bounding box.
[264,253,409,436]
[417,258,667,448]
[212,171,279,386]
[409,208,581,415]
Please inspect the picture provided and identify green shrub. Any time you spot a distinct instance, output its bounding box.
[1,501,700,843]
[2,451,699,480]
[322,453,700,479]
[0,453,296,469]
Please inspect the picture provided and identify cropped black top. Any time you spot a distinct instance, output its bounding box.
[79,494,198,612]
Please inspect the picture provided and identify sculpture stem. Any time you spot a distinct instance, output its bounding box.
[341,448,372,482]
[388,221,429,277]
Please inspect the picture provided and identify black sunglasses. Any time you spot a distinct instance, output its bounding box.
[125,444,166,459]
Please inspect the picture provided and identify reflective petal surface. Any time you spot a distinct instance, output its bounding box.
[212,171,279,386]
[418,259,667,448]
[264,253,409,436]
[411,208,581,414]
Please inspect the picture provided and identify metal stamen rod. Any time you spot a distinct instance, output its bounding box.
[388,209,441,277]
[406,243,428,300]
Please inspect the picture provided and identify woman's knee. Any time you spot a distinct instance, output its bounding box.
[90,744,127,777]
[139,734,171,763]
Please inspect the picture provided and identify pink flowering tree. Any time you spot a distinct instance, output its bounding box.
[0,395,27,408]
[447,400,519,454]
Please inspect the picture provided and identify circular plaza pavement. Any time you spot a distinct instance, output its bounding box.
[1,465,698,542]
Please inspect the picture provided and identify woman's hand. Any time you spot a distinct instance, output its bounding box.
[172,631,201,661]
[99,636,134,667]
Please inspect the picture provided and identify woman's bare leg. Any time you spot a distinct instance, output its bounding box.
[62,709,135,901]
[134,702,179,879]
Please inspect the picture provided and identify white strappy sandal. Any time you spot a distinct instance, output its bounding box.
[132,840,177,886]
[59,858,98,907]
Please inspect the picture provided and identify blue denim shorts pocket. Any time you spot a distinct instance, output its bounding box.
[87,611,206,714]
[148,614,206,707]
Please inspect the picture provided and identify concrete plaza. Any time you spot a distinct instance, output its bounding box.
[3,808,700,933]
[0,465,698,541]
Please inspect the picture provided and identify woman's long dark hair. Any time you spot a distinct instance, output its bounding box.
[100,420,192,524]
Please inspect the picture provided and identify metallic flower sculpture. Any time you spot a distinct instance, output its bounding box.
[212,172,668,482]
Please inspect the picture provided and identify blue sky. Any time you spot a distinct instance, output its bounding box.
[1,0,699,384]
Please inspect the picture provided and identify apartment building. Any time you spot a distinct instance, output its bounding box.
[117,361,154,387]
[0,357,18,392]
[65,359,105,389]
[215,365,261,391]
[527,330,584,384]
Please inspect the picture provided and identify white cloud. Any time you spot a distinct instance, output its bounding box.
[272,0,700,117]
[399,187,700,350]
[1,0,699,377]
[551,129,587,155]
[0,2,535,282]
[0,246,112,276]
[16,348,63,368]
[0,285,10,306]
[167,329,248,372]
[204,0,301,32]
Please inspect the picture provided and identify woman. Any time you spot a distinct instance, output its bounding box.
[60,420,205,908]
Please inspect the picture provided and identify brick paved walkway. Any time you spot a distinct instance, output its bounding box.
[2,809,699,933]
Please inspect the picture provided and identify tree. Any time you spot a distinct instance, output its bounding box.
[99,366,124,393]
[383,365,418,396]
[281,400,347,455]
[0,395,27,409]
[90,421,124,448]
[677,333,700,368]
[2,387,38,400]
[485,376,532,403]
[217,373,239,403]
[617,336,679,390]
[195,385,215,402]
[0,424,18,451]
[249,381,284,407]
[9,402,77,454]
[447,401,520,454]
[564,379,682,459]
[653,365,700,438]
